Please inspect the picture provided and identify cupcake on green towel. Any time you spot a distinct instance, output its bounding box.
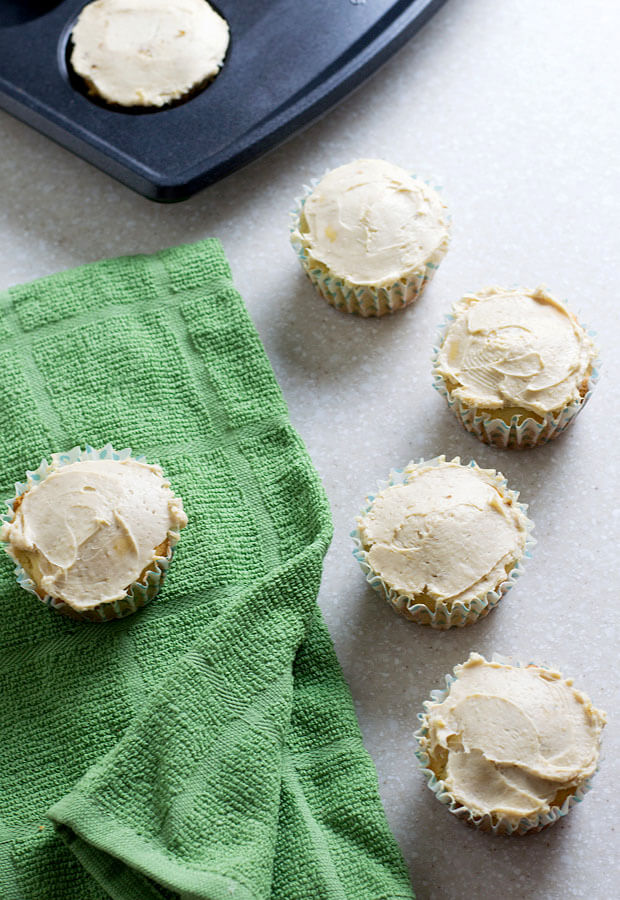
[1,445,187,621]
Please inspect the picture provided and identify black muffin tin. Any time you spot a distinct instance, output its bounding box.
[0,0,448,202]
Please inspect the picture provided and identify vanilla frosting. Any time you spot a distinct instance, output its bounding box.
[422,653,606,824]
[1,459,187,610]
[358,460,528,608]
[294,159,451,286]
[70,0,230,108]
[435,286,596,416]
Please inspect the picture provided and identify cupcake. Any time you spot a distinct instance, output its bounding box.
[352,457,533,628]
[290,159,451,317]
[0,446,187,621]
[415,653,607,835]
[70,0,230,109]
[432,286,599,448]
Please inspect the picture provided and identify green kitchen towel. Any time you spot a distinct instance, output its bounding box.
[0,240,414,900]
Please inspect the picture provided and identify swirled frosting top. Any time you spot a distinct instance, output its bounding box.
[435,286,596,415]
[357,459,528,607]
[422,653,606,824]
[70,0,230,108]
[294,159,450,286]
[1,458,187,610]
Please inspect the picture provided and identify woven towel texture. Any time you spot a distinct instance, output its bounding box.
[0,241,414,900]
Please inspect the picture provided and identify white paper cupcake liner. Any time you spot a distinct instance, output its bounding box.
[414,653,600,835]
[351,456,535,629]
[431,314,601,449]
[1,444,178,623]
[290,175,451,317]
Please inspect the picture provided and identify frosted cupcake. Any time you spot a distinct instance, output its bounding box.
[291,159,451,316]
[70,0,230,109]
[0,446,187,621]
[432,286,598,448]
[415,653,607,834]
[352,457,533,628]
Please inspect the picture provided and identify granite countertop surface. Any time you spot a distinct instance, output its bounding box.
[0,0,618,897]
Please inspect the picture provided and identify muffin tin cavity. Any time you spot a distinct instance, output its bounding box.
[1,1,62,27]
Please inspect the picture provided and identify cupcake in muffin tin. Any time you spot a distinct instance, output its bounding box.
[70,0,230,109]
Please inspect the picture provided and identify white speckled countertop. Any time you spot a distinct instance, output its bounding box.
[1,1,618,897]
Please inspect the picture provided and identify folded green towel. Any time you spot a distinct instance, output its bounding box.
[0,241,414,900]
